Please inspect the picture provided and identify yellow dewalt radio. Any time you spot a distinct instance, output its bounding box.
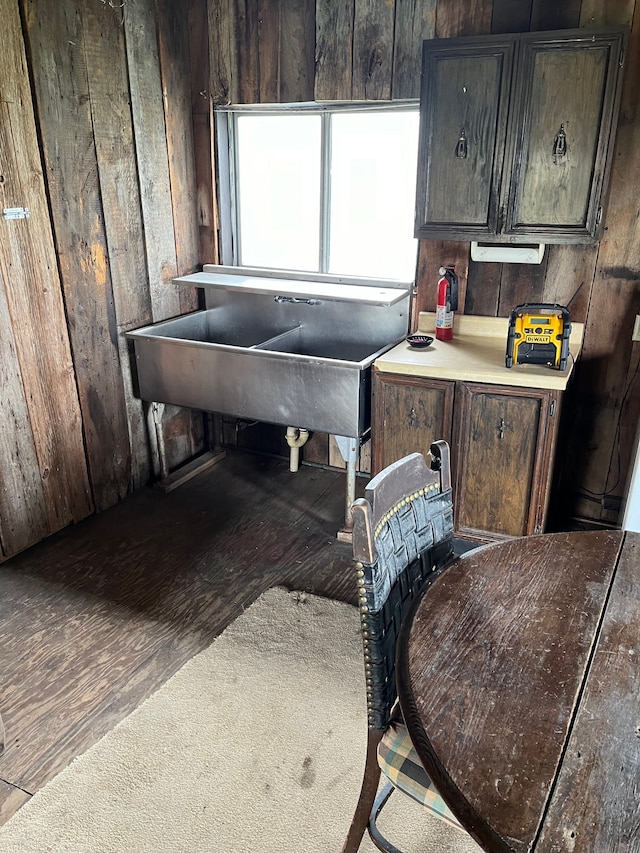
[505,304,571,370]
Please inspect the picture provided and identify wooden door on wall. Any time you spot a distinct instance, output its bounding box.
[0,0,92,560]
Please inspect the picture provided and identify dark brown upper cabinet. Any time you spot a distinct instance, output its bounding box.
[415,28,627,244]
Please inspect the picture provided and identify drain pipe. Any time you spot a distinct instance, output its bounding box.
[285,426,309,472]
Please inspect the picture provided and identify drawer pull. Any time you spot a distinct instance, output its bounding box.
[552,123,567,164]
[455,127,468,159]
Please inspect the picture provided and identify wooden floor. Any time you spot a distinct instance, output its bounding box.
[0,450,361,826]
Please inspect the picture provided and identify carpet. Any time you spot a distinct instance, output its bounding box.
[0,587,482,853]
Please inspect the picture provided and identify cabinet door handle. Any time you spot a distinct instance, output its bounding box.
[455,127,468,159]
[498,418,506,439]
[409,407,418,428]
[552,123,568,164]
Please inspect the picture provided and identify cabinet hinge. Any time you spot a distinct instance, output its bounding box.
[534,524,543,535]
[549,400,556,417]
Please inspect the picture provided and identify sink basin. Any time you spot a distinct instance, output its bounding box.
[253,325,386,362]
[127,266,410,439]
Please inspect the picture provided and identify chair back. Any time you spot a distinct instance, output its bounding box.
[352,443,454,732]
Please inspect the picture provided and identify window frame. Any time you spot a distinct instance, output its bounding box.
[214,100,420,271]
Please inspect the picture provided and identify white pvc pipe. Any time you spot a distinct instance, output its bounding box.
[285,427,309,472]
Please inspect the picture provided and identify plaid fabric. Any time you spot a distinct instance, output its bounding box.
[377,719,463,830]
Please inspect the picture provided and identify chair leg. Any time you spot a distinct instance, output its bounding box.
[368,781,404,853]
[341,730,384,853]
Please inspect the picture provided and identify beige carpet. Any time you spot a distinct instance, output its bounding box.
[0,587,482,853]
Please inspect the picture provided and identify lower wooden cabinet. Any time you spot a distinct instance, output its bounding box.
[372,370,562,542]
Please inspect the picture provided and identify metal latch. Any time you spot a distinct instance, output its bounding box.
[3,207,30,220]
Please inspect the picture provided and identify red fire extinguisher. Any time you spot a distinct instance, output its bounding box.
[436,265,459,342]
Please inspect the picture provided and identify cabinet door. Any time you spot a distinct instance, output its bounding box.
[505,29,625,242]
[415,37,514,240]
[372,372,454,475]
[454,383,558,539]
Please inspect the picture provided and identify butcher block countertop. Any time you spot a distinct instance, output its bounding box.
[375,312,584,391]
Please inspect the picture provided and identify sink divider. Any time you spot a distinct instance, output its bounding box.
[250,325,303,350]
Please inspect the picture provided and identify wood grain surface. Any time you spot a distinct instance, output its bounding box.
[2,0,639,562]
[1,0,93,550]
[399,529,628,853]
[82,0,153,493]
[315,0,355,99]
[352,0,394,100]
[208,0,239,104]
[23,0,133,513]
[454,384,544,536]
[189,0,219,265]
[537,534,640,850]
[0,451,359,823]
[392,0,437,99]
[372,372,455,474]
[569,2,640,524]
[280,0,316,103]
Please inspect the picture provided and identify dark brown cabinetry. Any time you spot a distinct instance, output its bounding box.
[372,374,455,471]
[415,27,626,244]
[372,370,562,542]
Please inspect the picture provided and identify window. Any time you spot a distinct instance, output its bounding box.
[216,102,420,281]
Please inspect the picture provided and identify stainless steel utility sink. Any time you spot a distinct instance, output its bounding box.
[127,265,411,439]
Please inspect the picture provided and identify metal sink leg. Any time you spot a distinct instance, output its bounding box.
[145,401,226,493]
[334,434,359,543]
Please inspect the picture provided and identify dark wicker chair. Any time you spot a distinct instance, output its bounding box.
[342,442,467,853]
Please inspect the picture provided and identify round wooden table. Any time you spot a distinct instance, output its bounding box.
[397,530,640,853]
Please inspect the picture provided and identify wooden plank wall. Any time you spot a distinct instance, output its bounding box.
[1,0,638,561]
[0,0,210,561]
[0,0,94,560]
[208,0,640,528]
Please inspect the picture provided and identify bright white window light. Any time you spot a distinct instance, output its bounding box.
[329,111,419,280]
[231,104,419,280]
[236,114,321,271]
